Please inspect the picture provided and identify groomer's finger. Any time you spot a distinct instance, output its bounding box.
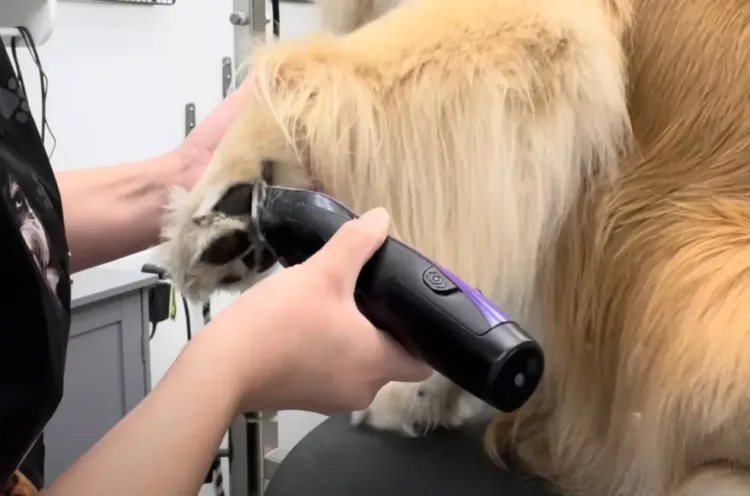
[308,207,390,289]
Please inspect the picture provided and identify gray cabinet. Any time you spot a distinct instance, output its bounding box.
[43,267,157,484]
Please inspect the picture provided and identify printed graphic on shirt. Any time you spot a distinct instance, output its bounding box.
[3,172,61,299]
[0,77,30,124]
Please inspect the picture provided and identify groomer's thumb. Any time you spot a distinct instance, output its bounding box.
[309,207,390,290]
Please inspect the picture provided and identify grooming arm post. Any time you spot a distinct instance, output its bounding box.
[231,0,268,87]
[229,411,285,495]
[225,1,281,492]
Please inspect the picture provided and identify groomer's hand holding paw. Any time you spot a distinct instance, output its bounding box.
[200,207,432,415]
[174,77,256,190]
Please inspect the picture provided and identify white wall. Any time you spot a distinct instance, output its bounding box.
[11,0,330,489]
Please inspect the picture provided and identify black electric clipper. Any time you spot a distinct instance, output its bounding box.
[250,182,544,413]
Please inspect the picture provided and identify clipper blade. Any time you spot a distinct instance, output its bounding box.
[249,181,277,271]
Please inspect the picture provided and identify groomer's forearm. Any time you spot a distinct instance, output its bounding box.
[41,325,248,496]
[57,152,186,272]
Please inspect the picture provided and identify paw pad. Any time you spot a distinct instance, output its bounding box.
[199,229,251,265]
[159,177,285,302]
[211,183,255,217]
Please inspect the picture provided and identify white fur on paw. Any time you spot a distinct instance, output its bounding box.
[351,381,485,437]
[158,183,281,303]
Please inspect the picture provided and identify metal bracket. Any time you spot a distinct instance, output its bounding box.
[229,11,250,26]
[184,103,196,137]
[247,0,269,37]
[222,57,234,98]
[263,447,289,485]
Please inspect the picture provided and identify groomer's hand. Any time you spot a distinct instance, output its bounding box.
[201,208,432,415]
[174,77,256,189]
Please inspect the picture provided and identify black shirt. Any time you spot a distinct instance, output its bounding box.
[0,41,71,491]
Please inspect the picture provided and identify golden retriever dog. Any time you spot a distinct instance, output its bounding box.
[158,0,750,494]
[3,471,37,496]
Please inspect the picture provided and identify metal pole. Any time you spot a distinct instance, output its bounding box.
[248,0,269,37]
[226,2,274,493]
[229,412,268,496]
[231,0,268,86]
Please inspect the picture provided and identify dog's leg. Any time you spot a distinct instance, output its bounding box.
[5,471,38,496]
[486,158,750,494]
[351,372,490,436]
[159,0,632,436]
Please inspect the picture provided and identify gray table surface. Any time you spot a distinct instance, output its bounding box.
[71,267,158,309]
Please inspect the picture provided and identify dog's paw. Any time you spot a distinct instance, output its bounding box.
[158,174,281,303]
[351,380,485,437]
[157,92,316,302]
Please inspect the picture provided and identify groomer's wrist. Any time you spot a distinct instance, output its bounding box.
[196,299,298,412]
[195,311,272,410]
[177,325,247,417]
[156,148,194,192]
[174,144,212,191]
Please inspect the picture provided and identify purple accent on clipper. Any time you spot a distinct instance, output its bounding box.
[439,266,510,327]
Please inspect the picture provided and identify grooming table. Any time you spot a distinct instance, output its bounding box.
[264,414,557,496]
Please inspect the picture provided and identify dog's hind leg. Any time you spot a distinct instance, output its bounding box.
[490,154,750,494]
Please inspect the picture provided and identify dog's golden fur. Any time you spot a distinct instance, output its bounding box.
[158,0,750,494]
[3,471,37,496]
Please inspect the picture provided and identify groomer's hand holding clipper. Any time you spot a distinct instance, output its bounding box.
[194,207,431,415]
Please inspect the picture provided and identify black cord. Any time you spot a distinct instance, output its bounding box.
[182,296,192,341]
[271,0,280,37]
[148,295,192,341]
[202,301,211,325]
[9,26,57,158]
